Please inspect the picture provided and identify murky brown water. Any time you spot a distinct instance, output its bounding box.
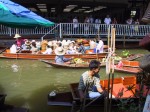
[0,49,149,112]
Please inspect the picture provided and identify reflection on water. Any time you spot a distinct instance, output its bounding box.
[11,64,19,72]
[0,49,148,112]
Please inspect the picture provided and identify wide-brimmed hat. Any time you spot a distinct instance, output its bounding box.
[14,34,21,38]
[139,34,150,51]
[55,47,66,55]
[25,40,31,46]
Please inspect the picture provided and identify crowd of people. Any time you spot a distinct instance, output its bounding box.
[10,34,104,56]
[72,14,140,25]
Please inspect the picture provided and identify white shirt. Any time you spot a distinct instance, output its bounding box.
[73,18,78,28]
[95,19,101,24]
[104,18,111,25]
[96,40,104,53]
[10,44,17,53]
[43,48,52,54]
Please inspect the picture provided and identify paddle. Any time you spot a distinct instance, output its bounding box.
[0,47,9,54]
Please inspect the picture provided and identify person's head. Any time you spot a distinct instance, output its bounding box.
[55,47,66,55]
[58,42,62,47]
[89,60,101,74]
[32,42,36,47]
[106,15,109,18]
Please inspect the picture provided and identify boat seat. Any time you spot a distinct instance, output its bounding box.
[70,83,105,112]
[21,50,32,53]
[112,83,134,98]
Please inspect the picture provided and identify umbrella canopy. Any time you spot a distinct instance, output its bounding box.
[0,0,54,28]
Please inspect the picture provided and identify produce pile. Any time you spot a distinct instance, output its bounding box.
[73,58,85,64]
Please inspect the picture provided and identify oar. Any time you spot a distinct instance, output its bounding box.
[0,47,9,54]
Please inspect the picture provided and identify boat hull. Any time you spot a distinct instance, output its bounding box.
[1,52,108,60]
[41,60,105,68]
[114,66,141,74]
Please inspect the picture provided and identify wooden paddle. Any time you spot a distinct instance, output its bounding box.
[0,47,9,54]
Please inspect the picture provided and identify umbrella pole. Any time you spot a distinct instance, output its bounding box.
[41,24,59,41]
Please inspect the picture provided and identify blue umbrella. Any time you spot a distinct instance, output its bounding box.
[0,0,54,28]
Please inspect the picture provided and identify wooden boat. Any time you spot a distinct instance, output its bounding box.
[1,52,108,60]
[121,60,139,67]
[0,94,7,106]
[114,66,141,74]
[41,60,105,68]
[47,76,138,111]
[123,54,144,61]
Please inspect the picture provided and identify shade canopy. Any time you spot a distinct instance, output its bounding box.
[0,0,54,28]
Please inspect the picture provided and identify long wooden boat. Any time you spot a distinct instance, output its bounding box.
[114,66,141,74]
[1,52,108,60]
[47,76,138,110]
[123,54,144,61]
[41,60,105,68]
[121,60,139,67]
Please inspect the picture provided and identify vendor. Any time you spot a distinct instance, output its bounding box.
[54,46,73,64]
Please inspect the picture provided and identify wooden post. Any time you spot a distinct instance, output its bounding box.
[105,27,116,112]
[123,35,126,48]
[107,26,110,48]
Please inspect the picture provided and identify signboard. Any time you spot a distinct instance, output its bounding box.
[143,94,150,112]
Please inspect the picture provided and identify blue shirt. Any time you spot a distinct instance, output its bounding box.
[55,55,72,64]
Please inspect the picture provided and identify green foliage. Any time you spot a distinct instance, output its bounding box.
[122,50,130,57]
[117,98,139,112]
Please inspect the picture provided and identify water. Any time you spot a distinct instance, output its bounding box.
[0,49,149,112]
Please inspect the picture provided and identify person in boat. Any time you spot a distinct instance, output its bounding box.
[14,34,25,48]
[78,60,104,100]
[95,38,104,53]
[42,45,53,54]
[77,42,86,54]
[54,46,73,64]
[30,40,39,54]
[10,41,18,53]
[66,41,78,54]
[21,39,30,51]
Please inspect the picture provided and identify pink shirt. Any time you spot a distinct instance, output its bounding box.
[16,38,25,47]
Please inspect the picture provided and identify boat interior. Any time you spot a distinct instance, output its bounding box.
[47,76,150,112]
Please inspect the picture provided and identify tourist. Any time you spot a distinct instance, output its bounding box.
[134,19,140,32]
[126,17,133,25]
[43,45,53,54]
[10,41,17,53]
[54,46,73,64]
[104,15,111,25]
[24,39,31,50]
[41,40,48,51]
[95,38,104,53]
[73,17,78,33]
[77,43,86,54]
[84,16,90,33]
[95,17,101,32]
[14,34,25,48]
[30,40,38,54]
[112,17,118,24]
[78,60,104,100]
